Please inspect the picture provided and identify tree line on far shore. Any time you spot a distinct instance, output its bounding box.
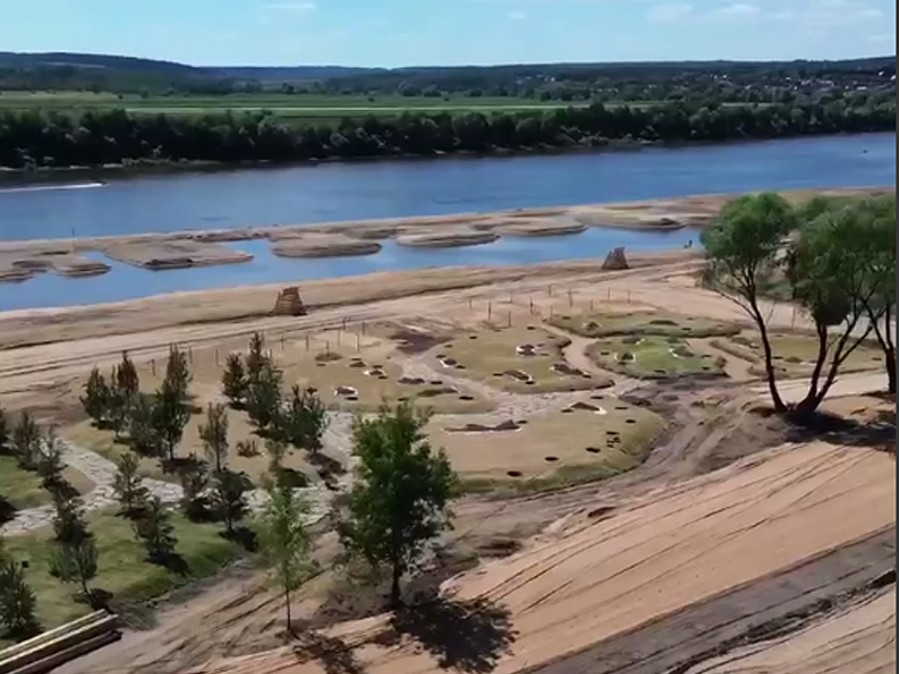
[0,96,894,169]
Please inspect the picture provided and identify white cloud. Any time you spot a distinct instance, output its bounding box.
[507,9,527,19]
[647,3,693,23]
[264,1,317,13]
[714,3,759,19]
[860,7,883,18]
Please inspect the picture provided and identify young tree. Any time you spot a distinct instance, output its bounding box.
[199,403,230,473]
[164,344,192,403]
[106,366,132,441]
[245,360,283,434]
[153,379,191,464]
[179,460,210,521]
[222,353,248,408]
[246,332,267,380]
[50,538,98,602]
[277,386,328,453]
[81,367,111,425]
[52,489,89,545]
[340,402,456,606]
[0,558,39,639]
[129,395,163,458]
[212,469,251,536]
[12,412,41,471]
[36,427,65,490]
[134,497,178,564]
[261,484,311,632]
[116,351,140,400]
[701,192,797,413]
[112,452,149,518]
[265,437,288,477]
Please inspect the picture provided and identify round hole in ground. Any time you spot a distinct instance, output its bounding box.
[702,366,711,371]
[615,405,628,410]
[493,372,504,377]
[398,396,408,402]
[625,418,636,424]
[561,408,573,414]
[458,395,475,401]
[507,470,522,478]
[345,396,359,402]
[545,456,559,462]
[585,447,601,454]
[457,365,467,370]
[525,380,535,385]
[527,325,536,331]
[516,419,528,425]
[469,335,478,340]
[606,430,619,436]
[316,362,326,367]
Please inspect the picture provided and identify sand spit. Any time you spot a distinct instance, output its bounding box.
[189,440,895,674]
[395,227,500,248]
[104,240,252,270]
[1,187,886,275]
[497,220,588,237]
[270,235,382,258]
[0,249,110,282]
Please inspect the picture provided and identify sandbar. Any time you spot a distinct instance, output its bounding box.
[270,234,381,258]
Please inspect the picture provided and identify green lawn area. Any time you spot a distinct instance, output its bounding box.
[430,325,613,393]
[0,455,95,509]
[587,336,725,379]
[549,311,741,340]
[714,331,885,378]
[1,509,246,644]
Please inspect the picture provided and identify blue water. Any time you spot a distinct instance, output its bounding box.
[0,132,893,310]
[1,227,698,311]
[0,133,893,242]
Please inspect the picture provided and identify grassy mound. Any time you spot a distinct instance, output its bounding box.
[549,311,740,339]
[587,336,726,379]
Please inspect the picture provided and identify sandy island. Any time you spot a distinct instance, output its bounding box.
[0,186,889,283]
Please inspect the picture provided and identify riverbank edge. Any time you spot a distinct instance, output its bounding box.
[0,130,893,186]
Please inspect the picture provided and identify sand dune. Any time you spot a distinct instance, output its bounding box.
[191,440,896,674]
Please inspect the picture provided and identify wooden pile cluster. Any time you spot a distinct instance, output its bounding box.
[0,611,120,674]
[602,247,629,271]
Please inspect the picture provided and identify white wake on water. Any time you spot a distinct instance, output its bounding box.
[0,182,106,194]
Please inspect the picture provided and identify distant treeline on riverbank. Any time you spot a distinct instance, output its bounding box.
[1,99,895,170]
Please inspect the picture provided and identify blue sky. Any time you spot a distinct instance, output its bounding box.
[0,0,895,67]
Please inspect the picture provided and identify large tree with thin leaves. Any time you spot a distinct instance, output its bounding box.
[339,401,456,606]
[50,537,98,603]
[261,484,311,632]
[701,192,797,412]
[787,199,892,413]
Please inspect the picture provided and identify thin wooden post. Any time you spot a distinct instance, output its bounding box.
[342,317,347,330]
[280,333,285,351]
[188,346,193,364]
[337,331,342,347]
[355,334,360,352]
[487,302,492,320]
[305,334,310,351]
[589,299,594,312]
[325,341,330,356]
[627,291,631,304]
[550,304,554,318]
[529,297,534,314]
[214,347,219,366]
[151,359,156,376]
[468,297,473,310]
[547,284,553,296]
[507,311,512,327]
[607,288,611,301]
[568,289,573,307]
[361,322,366,336]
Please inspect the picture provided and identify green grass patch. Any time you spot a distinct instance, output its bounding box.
[0,455,94,509]
[719,332,885,378]
[430,325,613,394]
[587,336,726,379]
[549,311,740,340]
[1,509,246,644]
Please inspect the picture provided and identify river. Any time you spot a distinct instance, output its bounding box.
[0,132,894,310]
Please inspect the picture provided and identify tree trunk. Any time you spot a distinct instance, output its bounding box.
[795,320,830,415]
[867,304,896,394]
[285,583,292,633]
[390,563,402,608]
[751,300,786,413]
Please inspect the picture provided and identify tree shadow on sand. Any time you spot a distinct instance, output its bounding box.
[291,631,366,674]
[377,594,517,673]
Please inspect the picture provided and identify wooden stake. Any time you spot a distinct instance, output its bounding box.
[188,347,193,364]
[568,289,573,307]
[468,297,473,310]
[151,359,156,376]
[529,297,534,313]
[214,347,219,366]
[507,311,512,327]
[305,335,310,351]
[548,284,553,296]
[337,331,342,347]
[589,299,594,311]
[355,334,360,352]
[607,288,611,301]
[280,333,285,350]
[487,302,492,320]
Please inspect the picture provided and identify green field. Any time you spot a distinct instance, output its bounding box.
[0,90,595,123]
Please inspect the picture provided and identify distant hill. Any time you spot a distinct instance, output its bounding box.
[0,51,894,95]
